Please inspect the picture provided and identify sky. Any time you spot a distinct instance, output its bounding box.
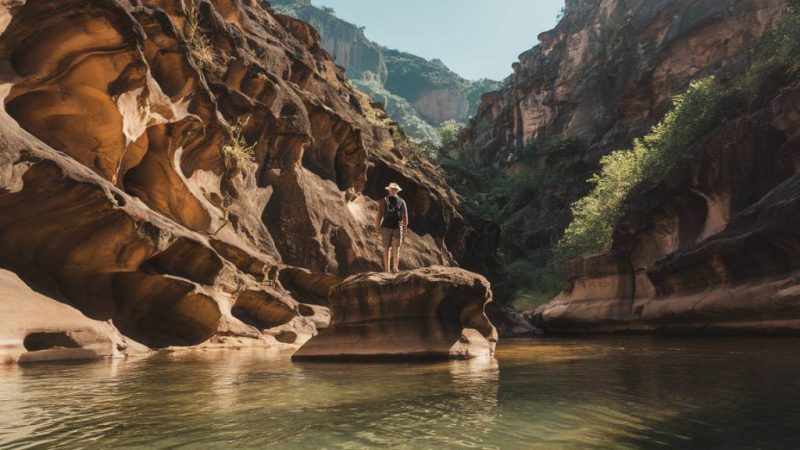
[311,0,564,81]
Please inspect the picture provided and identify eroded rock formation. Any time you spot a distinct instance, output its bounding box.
[537,69,800,332]
[293,266,497,360]
[0,0,473,363]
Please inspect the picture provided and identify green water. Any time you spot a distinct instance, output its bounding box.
[2,336,800,449]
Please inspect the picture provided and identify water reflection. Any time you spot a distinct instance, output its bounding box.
[2,337,800,448]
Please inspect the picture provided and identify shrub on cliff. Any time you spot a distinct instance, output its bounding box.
[438,120,464,148]
[181,0,219,70]
[222,117,256,168]
[737,5,800,96]
[766,6,800,71]
[556,77,723,260]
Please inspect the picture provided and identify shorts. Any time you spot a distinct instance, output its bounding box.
[381,227,403,249]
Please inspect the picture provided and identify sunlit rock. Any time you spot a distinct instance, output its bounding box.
[0,0,478,362]
[293,266,498,360]
[457,0,790,281]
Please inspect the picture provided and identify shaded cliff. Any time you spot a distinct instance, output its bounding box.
[0,0,477,362]
[270,0,499,143]
[537,65,800,332]
[453,0,793,308]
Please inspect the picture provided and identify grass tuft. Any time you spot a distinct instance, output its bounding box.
[222,117,256,168]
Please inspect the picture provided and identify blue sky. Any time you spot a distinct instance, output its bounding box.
[311,0,564,81]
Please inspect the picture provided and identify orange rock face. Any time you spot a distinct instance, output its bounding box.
[293,266,497,360]
[0,0,473,362]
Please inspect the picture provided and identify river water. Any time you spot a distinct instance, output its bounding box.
[2,336,799,449]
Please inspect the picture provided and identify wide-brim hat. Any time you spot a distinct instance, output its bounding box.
[385,182,402,192]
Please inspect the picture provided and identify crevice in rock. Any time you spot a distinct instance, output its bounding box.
[232,289,298,329]
[141,237,224,285]
[278,267,339,306]
[23,332,80,352]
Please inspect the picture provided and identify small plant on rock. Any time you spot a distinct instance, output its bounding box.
[222,117,256,168]
[437,120,464,148]
[182,0,219,69]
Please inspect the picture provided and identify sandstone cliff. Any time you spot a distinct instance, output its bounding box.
[270,0,387,83]
[455,0,792,302]
[271,0,499,143]
[537,67,800,332]
[0,0,477,362]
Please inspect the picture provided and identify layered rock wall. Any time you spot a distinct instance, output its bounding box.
[538,71,800,332]
[0,0,471,362]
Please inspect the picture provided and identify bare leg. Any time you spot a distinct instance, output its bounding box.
[391,245,400,272]
[383,247,391,272]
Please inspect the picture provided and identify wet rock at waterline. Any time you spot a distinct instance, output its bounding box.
[293,266,498,360]
[0,269,149,364]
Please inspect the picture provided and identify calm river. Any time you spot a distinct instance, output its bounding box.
[2,336,799,449]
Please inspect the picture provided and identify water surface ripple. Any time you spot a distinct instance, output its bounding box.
[2,336,800,449]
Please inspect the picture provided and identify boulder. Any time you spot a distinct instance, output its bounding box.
[486,303,536,337]
[293,266,497,360]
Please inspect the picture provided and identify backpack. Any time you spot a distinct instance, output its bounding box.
[383,195,403,228]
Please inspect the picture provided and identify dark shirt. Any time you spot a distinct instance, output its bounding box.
[381,195,407,229]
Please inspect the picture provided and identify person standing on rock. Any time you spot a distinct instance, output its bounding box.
[374,182,408,273]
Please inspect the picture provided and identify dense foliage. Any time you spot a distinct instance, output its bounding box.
[737,5,800,95]
[437,120,464,148]
[555,77,723,259]
[440,136,584,309]
[557,5,800,262]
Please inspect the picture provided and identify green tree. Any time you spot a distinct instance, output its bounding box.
[556,77,723,260]
[437,120,463,148]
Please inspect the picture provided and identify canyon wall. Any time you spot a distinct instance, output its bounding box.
[459,0,790,268]
[0,0,477,362]
[458,0,788,266]
[537,68,800,331]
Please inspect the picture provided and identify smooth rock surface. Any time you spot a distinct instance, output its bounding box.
[0,269,149,364]
[293,266,498,360]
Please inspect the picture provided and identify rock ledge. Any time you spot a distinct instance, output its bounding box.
[293,266,497,360]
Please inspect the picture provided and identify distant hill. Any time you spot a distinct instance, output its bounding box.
[270,0,499,143]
